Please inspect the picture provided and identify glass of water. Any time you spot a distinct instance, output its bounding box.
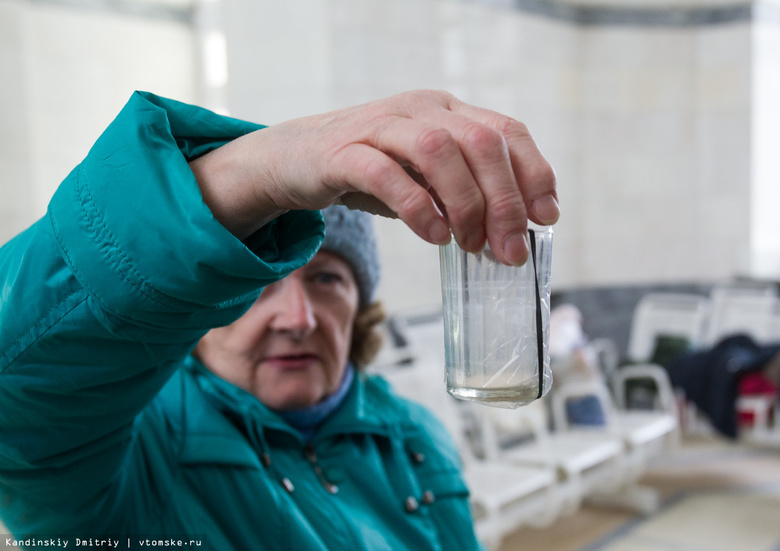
[439,226,554,408]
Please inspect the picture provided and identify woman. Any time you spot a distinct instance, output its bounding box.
[0,90,558,549]
[195,205,385,419]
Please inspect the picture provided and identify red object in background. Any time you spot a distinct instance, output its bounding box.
[737,372,779,426]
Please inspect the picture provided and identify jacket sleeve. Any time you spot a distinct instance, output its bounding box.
[0,91,325,535]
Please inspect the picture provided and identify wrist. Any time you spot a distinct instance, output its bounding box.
[189,133,287,240]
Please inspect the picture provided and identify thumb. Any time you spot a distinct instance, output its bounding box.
[336,192,399,220]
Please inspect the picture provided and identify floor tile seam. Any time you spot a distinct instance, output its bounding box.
[576,485,780,551]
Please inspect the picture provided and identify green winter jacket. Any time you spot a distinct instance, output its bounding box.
[0,92,481,550]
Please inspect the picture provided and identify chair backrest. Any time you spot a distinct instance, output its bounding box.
[627,293,711,363]
[710,281,777,301]
[705,283,779,345]
[767,306,780,343]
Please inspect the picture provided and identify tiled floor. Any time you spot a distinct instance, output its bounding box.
[500,434,780,551]
[594,490,780,551]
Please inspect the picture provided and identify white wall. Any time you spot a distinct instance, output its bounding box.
[0,0,195,244]
[751,13,780,278]
[572,23,753,286]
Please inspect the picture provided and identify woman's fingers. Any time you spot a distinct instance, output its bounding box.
[451,99,560,226]
[427,109,531,265]
[367,116,488,253]
[325,98,558,266]
[501,120,559,226]
[354,110,542,265]
[216,90,560,265]
[328,143,452,245]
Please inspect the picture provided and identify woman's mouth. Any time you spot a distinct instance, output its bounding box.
[264,354,319,370]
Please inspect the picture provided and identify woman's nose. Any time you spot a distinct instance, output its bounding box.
[269,278,316,338]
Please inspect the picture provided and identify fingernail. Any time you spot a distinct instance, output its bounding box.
[429,219,451,245]
[531,195,560,225]
[503,231,530,266]
[465,226,486,252]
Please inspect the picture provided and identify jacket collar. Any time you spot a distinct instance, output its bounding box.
[183,356,390,446]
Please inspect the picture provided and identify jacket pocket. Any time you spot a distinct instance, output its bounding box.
[403,434,480,551]
[179,434,262,468]
[416,469,469,499]
[416,469,480,551]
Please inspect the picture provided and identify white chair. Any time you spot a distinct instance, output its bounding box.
[626,292,711,364]
[599,293,688,450]
[549,376,678,514]
[705,285,778,346]
[476,398,626,515]
[623,292,712,432]
[608,366,681,463]
[709,280,778,303]
[706,282,780,440]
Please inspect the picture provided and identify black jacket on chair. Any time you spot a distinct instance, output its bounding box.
[667,335,780,439]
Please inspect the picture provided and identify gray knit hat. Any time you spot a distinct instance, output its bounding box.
[321,205,380,306]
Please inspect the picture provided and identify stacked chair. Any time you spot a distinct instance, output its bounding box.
[612,292,711,434]
[370,306,680,549]
[619,283,780,442]
[537,297,683,514]
[370,279,780,548]
[477,398,627,515]
[705,282,778,346]
[704,282,780,441]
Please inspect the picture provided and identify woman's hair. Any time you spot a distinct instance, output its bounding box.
[350,301,386,369]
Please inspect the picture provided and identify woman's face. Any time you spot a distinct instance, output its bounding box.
[198,250,360,410]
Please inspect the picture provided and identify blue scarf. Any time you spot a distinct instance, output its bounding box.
[274,364,355,441]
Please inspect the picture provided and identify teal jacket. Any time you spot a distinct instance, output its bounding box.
[0,92,480,550]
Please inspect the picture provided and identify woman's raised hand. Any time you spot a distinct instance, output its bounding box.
[190,90,559,266]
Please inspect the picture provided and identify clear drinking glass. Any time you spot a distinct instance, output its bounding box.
[438,226,554,408]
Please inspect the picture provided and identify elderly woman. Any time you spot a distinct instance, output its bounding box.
[195,206,386,418]
[0,91,558,550]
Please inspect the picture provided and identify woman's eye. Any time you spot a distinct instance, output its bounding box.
[313,272,342,285]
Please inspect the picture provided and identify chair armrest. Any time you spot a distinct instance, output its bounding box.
[611,363,677,414]
[589,338,620,379]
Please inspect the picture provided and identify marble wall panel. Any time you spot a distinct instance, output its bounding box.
[0,1,35,244]
[0,0,196,249]
[750,18,780,276]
